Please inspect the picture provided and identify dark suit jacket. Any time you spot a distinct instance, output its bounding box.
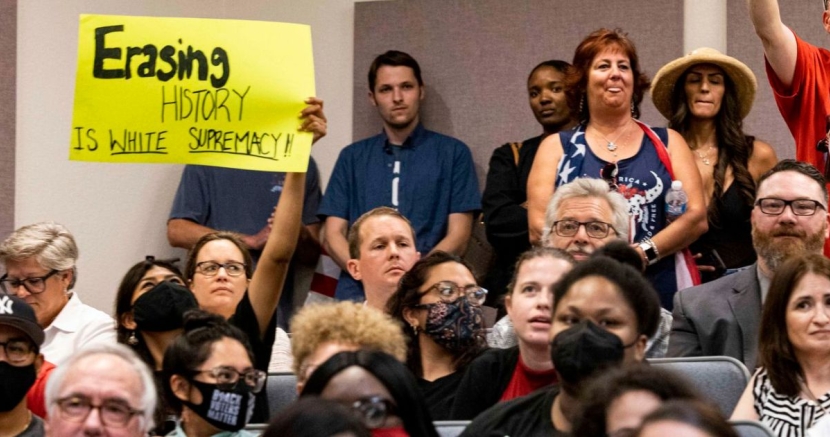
[668,265,762,370]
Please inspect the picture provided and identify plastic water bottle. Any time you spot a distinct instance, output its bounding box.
[665,180,687,224]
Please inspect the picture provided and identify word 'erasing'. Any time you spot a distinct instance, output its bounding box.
[93,25,230,88]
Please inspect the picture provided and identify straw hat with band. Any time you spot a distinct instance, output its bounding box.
[651,47,757,121]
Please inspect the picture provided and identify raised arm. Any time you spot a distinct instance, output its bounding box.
[643,130,708,261]
[526,135,564,244]
[248,171,304,337]
[747,0,798,87]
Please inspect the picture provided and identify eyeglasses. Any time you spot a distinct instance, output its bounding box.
[0,270,59,295]
[755,198,826,216]
[601,161,619,190]
[194,261,247,277]
[55,395,143,428]
[552,219,616,239]
[192,366,267,393]
[350,396,398,429]
[417,281,488,306]
[0,339,35,365]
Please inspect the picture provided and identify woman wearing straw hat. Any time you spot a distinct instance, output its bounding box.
[652,48,777,283]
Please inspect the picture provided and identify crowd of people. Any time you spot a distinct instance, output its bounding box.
[4,0,830,436]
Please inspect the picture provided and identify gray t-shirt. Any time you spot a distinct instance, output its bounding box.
[18,415,44,437]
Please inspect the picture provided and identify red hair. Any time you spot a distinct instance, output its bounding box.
[565,28,651,122]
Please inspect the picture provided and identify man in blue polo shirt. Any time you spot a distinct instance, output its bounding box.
[319,50,480,301]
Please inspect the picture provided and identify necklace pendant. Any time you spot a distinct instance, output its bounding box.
[702,157,710,165]
[607,142,617,152]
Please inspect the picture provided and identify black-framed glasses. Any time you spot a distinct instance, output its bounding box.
[55,395,143,428]
[755,198,826,216]
[194,261,247,277]
[0,339,35,365]
[552,220,616,239]
[192,366,267,393]
[350,396,398,429]
[0,270,59,295]
[417,281,488,306]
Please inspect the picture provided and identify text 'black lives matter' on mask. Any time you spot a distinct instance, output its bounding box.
[550,319,628,386]
[133,282,198,332]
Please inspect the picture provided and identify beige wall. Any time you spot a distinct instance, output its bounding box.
[15,0,734,314]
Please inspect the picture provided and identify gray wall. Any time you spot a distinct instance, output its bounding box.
[0,0,14,239]
[353,0,684,188]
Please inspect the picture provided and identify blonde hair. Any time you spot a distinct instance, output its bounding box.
[290,302,407,375]
[0,222,78,288]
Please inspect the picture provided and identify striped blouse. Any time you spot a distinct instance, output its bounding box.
[753,368,830,437]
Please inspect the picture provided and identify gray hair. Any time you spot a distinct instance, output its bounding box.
[542,178,630,243]
[0,222,78,288]
[45,343,157,432]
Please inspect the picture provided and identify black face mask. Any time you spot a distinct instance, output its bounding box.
[0,361,36,412]
[550,320,628,388]
[133,281,198,332]
[183,379,255,432]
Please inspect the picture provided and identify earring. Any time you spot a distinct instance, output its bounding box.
[127,331,139,346]
[578,93,586,116]
[631,99,636,118]
[410,324,419,336]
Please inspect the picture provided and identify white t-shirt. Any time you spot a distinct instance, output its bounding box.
[41,293,116,365]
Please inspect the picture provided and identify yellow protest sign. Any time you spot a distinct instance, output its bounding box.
[70,14,315,172]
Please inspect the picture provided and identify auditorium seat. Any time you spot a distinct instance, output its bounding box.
[649,356,750,416]
[266,372,299,417]
[730,420,775,437]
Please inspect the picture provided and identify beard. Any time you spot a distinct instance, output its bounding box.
[752,223,827,272]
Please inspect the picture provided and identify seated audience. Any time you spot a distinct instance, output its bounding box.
[460,248,661,436]
[537,180,672,357]
[0,295,45,436]
[386,252,487,420]
[0,222,115,366]
[163,311,264,436]
[114,256,198,434]
[264,397,370,437]
[45,343,156,437]
[731,254,830,436]
[301,350,439,437]
[345,207,421,310]
[651,48,777,283]
[670,160,829,370]
[639,400,738,437]
[572,363,702,437]
[184,167,305,420]
[451,247,575,419]
[286,301,407,392]
[481,59,576,305]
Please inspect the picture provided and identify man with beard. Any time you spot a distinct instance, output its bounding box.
[669,159,829,370]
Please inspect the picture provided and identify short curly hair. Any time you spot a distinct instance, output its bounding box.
[290,302,407,376]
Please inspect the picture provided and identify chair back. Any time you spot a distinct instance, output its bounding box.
[434,421,470,437]
[649,356,750,416]
[266,372,299,417]
[730,420,775,437]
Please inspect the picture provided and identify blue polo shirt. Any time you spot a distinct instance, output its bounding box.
[318,124,481,300]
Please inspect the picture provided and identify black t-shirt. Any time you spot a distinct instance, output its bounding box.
[451,346,520,420]
[459,386,568,437]
[418,371,464,421]
[229,292,277,423]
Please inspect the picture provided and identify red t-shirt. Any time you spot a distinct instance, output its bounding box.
[499,355,557,402]
[766,29,830,255]
[27,360,56,419]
